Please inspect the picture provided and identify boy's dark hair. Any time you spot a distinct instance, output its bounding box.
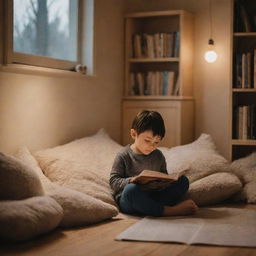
[131,110,165,138]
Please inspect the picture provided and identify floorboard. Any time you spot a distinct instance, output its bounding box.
[0,204,256,256]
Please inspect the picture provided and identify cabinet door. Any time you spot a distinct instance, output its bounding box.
[122,100,182,148]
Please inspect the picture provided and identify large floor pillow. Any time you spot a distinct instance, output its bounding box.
[16,147,119,227]
[33,129,123,205]
[48,187,118,227]
[187,172,242,206]
[230,152,256,203]
[0,152,44,200]
[160,134,230,183]
[0,196,63,241]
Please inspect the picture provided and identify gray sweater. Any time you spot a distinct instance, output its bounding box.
[109,145,167,201]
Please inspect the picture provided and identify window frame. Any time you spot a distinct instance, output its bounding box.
[4,0,83,71]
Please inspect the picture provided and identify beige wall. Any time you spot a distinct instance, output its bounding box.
[124,0,232,159]
[0,0,233,159]
[0,0,124,154]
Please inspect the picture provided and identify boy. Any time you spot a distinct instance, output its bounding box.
[109,110,198,217]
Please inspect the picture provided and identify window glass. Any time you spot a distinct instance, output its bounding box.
[13,0,78,62]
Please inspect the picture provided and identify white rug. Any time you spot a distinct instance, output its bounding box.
[116,207,256,247]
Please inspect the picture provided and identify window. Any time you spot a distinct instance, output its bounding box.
[4,0,94,73]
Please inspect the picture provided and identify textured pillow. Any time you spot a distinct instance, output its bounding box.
[230,152,256,203]
[187,172,242,206]
[33,129,122,205]
[0,152,44,200]
[0,196,63,241]
[161,134,230,183]
[16,147,119,227]
[48,187,118,227]
[16,147,57,191]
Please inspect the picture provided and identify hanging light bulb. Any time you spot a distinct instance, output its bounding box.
[204,0,217,63]
[204,39,218,63]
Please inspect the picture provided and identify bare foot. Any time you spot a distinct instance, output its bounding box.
[163,200,198,216]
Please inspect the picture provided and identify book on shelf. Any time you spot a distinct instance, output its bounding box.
[234,50,255,89]
[254,49,256,88]
[234,104,256,140]
[133,34,142,58]
[240,3,251,32]
[174,31,180,57]
[130,169,187,190]
[234,0,255,32]
[173,75,180,96]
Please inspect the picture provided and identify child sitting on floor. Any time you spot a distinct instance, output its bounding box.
[109,110,198,217]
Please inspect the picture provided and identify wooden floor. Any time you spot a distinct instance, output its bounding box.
[1,204,256,256]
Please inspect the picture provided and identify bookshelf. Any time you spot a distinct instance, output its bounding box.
[231,0,256,160]
[122,10,194,147]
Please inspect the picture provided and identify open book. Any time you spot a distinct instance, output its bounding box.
[131,169,187,190]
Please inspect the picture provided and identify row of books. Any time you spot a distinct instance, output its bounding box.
[233,104,256,140]
[129,71,179,96]
[132,32,180,58]
[234,50,256,89]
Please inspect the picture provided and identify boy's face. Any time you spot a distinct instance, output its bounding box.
[130,129,162,155]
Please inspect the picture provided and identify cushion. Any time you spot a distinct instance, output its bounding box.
[160,134,230,183]
[48,187,119,227]
[230,152,256,203]
[16,147,57,191]
[0,152,44,200]
[16,147,119,227]
[0,196,63,241]
[187,172,242,206]
[33,129,122,205]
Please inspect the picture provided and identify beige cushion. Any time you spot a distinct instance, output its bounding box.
[187,172,242,206]
[48,187,118,227]
[16,146,119,227]
[0,152,44,200]
[230,152,256,203]
[16,147,57,191]
[0,196,63,241]
[33,129,122,205]
[160,134,230,183]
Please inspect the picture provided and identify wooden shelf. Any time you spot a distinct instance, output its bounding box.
[232,140,256,146]
[123,96,194,101]
[230,0,256,160]
[234,32,256,37]
[128,58,179,63]
[125,10,184,18]
[122,10,194,148]
[233,88,256,92]
[123,96,195,101]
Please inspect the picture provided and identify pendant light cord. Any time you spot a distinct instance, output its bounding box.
[209,0,213,40]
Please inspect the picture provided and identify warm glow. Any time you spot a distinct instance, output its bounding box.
[204,50,218,63]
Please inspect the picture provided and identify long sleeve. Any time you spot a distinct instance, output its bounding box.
[109,154,131,195]
[109,146,168,201]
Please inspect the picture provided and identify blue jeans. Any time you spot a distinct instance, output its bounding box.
[118,175,189,217]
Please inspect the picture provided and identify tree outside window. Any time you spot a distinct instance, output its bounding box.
[13,0,78,62]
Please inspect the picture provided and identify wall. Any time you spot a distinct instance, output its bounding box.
[0,0,233,159]
[0,0,124,154]
[124,0,232,159]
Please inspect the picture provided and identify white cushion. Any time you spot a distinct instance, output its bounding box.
[16,147,119,227]
[0,196,63,241]
[0,152,44,200]
[230,152,256,203]
[187,172,242,206]
[160,134,230,183]
[33,129,122,205]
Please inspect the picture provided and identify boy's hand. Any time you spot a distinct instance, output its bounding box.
[129,176,137,183]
